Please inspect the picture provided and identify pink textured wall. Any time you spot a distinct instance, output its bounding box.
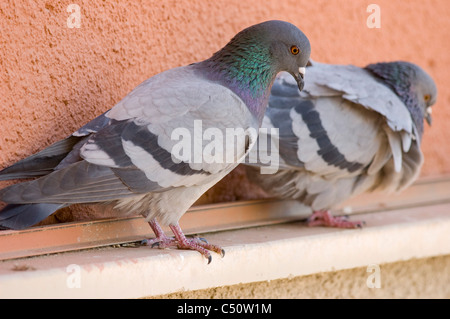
[1,1,449,221]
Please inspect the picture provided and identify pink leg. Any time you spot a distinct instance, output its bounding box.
[306,210,364,228]
[169,223,225,263]
[142,218,224,264]
[141,218,177,248]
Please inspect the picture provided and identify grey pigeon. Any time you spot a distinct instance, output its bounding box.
[245,60,437,228]
[0,20,311,262]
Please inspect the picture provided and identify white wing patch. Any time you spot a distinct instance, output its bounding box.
[80,143,117,167]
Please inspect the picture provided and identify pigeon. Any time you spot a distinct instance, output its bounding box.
[0,20,311,262]
[245,60,437,228]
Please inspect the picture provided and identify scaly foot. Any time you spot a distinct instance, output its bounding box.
[306,210,364,228]
[142,219,225,264]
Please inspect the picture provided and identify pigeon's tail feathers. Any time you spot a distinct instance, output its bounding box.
[0,160,137,205]
[0,136,83,181]
[396,142,423,191]
[369,140,423,194]
[0,203,66,230]
[0,111,112,181]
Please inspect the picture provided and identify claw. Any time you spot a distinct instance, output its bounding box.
[150,241,160,248]
[196,237,209,244]
[144,219,225,263]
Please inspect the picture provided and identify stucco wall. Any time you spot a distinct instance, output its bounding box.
[150,255,450,299]
[1,0,449,219]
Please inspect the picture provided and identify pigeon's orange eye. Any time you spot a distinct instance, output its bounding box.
[290,45,300,55]
[424,94,431,102]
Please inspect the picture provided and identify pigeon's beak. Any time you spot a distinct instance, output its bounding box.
[425,106,432,126]
[294,67,306,91]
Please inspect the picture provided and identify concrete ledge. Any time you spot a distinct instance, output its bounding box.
[1,202,449,298]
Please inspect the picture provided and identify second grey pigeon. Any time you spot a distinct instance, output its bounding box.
[0,20,311,262]
[245,60,437,227]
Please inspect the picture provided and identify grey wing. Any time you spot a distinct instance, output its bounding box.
[279,63,416,137]
[0,65,256,205]
[249,73,382,176]
[0,117,168,204]
[275,65,422,177]
[253,96,384,179]
[0,135,83,180]
[246,67,423,209]
[0,111,111,181]
[299,62,422,189]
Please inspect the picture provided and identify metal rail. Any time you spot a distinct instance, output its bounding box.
[1,176,450,261]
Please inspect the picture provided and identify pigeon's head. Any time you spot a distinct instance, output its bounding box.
[206,20,311,92]
[408,63,438,126]
[258,20,311,91]
[365,61,437,136]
